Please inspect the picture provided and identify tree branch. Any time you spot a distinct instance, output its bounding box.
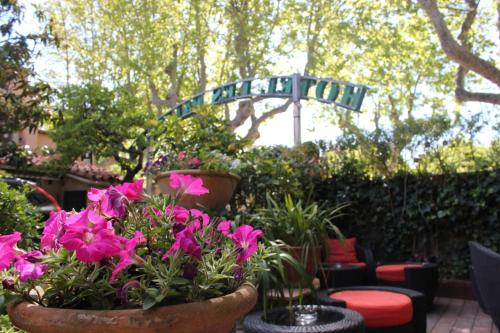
[243,99,292,142]
[417,0,500,87]
[456,67,500,103]
[453,0,500,104]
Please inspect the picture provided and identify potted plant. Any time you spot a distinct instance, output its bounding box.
[1,173,267,333]
[150,149,242,211]
[252,193,345,286]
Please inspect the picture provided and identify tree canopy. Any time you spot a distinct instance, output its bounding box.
[27,0,499,178]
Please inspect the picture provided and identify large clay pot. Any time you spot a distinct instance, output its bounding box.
[155,170,241,211]
[284,246,321,287]
[7,283,257,333]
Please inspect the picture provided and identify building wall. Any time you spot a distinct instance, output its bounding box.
[13,129,57,150]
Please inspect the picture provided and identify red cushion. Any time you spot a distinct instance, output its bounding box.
[348,262,367,270]
[376,264,423,282]
[326,238,359,264]
[330,290,413,327]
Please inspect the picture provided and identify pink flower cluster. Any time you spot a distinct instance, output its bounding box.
[0,232,46,282]
[0,172,262,286]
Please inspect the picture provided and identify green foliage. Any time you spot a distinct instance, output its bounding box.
[0,181,42,248]
[251,194,344,248]
[50,83,149,181]
[233,144,325,211]
[314,170,500,279]
[152,107,247,157]
[0,0,51,138]
[0,315,24,333]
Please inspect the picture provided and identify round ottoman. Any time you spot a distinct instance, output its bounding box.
[329,290,412,328]
[318,286,427,333]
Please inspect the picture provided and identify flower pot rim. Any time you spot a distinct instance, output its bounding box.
[155,169,241,181]
[8,282,256,315]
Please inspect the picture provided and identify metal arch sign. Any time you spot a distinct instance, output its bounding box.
[159,73,369,120]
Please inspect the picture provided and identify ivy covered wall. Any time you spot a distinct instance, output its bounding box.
[313,170,500,279]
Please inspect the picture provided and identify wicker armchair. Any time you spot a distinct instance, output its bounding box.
[469,241,500,330]
[321,240,377,284]
[375,262,438,310]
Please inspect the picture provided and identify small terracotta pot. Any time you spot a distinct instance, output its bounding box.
[284,246,321,287]
[155,170,241,211]
[7,283,257,333]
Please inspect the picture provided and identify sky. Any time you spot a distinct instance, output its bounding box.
[16,0,499,149]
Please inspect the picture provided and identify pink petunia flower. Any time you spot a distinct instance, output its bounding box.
[143,207,162,227]
[169,173,209,197]
[190,209,210,230]
[165,204,190,223]
[187,157,202,167]
[14,251,46,282]
[88,180,144,218]
[230,225,262,264]
[162,228,201,260]
[0,232,21,270]
[59,209,121,263]
[217,220,233,236]
[41,211,67,250]
[110,231,146,282]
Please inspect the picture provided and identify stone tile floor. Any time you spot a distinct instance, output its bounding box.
[236,297,498,333]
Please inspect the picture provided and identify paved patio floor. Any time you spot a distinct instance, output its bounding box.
[236,297,498,333]
[429,297,497,333]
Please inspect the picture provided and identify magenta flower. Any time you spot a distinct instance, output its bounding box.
[41,211,67,250]
[117,280,141,305]
[162,228,201,260]
[0,232,21,270]
[165,204,190,223]
[230,225,262,264]
[169,172,209,197]
[217,220,233,236]
[14,251,46,282]
[88,180,144,218]
[87,187,106,202]
[114,179,144,201]
[143,207,162,227]
[190,209,210,230]
[59,209,121,263]
[110,231,145,282]
[187,157,202,167]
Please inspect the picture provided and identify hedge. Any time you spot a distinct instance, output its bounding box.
[313,170,500,279]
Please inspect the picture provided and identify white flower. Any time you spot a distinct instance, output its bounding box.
[231,159,241,170]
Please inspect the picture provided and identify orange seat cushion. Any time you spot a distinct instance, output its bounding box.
[326,238,359,264]
[376,264,423,282]
[330,290,413,327]
[348,262,367,270]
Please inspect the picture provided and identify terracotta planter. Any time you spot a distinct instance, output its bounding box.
[7,283,257,333]
[284,246,321,287]
[155,170,241,211]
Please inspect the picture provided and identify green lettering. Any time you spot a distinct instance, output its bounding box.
[268,78,278,93]
[182,101,192,117]
[175,105,184,117]
[240,80,252,96]
[280,77,293,94]
[224,84,237,99]
[300,78,316,97]
[327,83,340,102]
[212,88,223,103]
[315,80,328,99]
[192,94,204,107]
[340,85,367,110]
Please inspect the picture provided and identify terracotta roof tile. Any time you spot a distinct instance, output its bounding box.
[69,160,120,182]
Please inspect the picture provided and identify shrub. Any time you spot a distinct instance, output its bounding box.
[0,181,42,248]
